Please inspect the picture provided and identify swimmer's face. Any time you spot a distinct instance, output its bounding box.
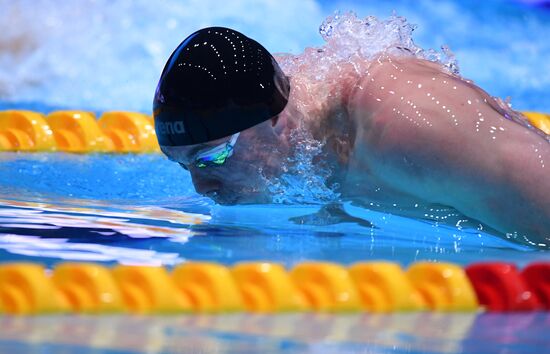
[167,118,290,204]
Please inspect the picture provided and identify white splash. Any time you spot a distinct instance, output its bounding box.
[266,127,340,205]
[0,0,323,111]
[318,12,459,73]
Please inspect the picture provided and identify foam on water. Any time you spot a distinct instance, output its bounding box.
[275,11,462,130]
[0,0,324,112]
[266,127,340,204]
[318,12,459,73]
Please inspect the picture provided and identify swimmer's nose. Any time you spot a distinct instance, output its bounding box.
[191,174,222,196]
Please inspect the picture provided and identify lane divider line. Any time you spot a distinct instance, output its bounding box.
[0,110,160,153]
[1,260,549,315]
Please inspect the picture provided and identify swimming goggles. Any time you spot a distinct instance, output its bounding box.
[179,132,240,170]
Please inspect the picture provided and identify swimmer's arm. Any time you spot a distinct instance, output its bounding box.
[350,60,550,242]
[495,129,550,242]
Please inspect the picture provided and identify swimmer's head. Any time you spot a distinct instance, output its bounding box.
[154,27,291,204]
[153,26,290,146]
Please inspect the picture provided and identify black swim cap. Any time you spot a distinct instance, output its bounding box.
[153,27,290,146]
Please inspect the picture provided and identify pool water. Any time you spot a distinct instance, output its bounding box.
[0,151,546,269]
[1,313,549,353]
[1,0,550,353]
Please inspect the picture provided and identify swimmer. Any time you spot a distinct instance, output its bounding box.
[154,25,550,245]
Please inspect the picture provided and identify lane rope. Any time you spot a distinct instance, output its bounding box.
[0,261,548,315]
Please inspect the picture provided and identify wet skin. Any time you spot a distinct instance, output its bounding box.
[344,56,550,243]
[168,55,550,244]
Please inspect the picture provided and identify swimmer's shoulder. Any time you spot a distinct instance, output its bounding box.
[363,55,457,82]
